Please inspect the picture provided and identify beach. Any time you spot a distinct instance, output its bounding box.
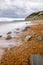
[0,20,43,65]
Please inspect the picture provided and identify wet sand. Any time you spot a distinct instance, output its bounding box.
[0,20,43,65]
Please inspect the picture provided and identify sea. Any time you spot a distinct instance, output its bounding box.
[0,18,32,48]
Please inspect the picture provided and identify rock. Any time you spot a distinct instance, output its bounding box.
[24,34,29,37]
[14,31,19,34]
[7,31,12,34]
[26,26,31,28]
[22,29,26,32]
[0,35,2,38]
[22,26,30,31]
[6,35,12,40]
[37,36,43,41]
[24,35,32,42]
[16,28,20,30]
[26,23,28,24]
[8,44,14,49]
[30,54,43,65]
[16,32,19,34]
[41,31,43,34]
[32,33,36,38]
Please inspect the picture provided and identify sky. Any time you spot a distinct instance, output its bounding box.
[0,0,43,18]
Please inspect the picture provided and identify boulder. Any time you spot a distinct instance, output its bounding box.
[0,35,2,38]
[24,35,32,42]
[37,36,43,41]
[22,26,31,32]
[30,54,43,65]
[26,26,31,28]
[6,35,12,40]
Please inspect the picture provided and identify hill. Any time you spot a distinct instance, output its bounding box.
[25,11,43,21]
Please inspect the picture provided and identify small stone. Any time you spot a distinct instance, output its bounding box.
[7,32,12,34]
[6,35,12,40]
[24,35,32,42]
[37,36,43,41]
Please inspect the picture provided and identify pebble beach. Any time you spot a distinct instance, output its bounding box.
[0,20,43,65]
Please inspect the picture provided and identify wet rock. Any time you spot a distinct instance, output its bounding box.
[26,23,28,24]
[37,36,43,41]
[24,34,30,37]
[6,35,12,40]
[41,31,43,34]
[8,44,14,49]
[30,54,43,65]
[24,35,32,42]
[14,31,19,34]
[22,26,31,31]
[16,32,19,34]
[0,35,2,38]
[22,29,25,32]
[7,31,12,34]
[26,26,31,28]
[16,28,20,30]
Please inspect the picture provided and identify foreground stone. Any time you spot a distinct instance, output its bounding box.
[37,36,43,41]
[30,54,43,65]
[6,35,12,40]
[24,35,32,42]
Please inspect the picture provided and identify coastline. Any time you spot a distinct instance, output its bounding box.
[0,20,43,65]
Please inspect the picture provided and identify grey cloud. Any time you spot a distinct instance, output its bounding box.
[0,0,43,18]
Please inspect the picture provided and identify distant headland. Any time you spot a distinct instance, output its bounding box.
[25,11,43,21]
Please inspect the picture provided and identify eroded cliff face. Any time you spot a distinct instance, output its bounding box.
[25,11,43,21]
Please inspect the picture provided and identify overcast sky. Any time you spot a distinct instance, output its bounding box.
[0,0,43,18]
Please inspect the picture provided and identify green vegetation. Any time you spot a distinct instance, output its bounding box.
[25,11,43,20]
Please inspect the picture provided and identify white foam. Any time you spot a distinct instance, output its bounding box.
[0,21,31,35]
[0,18,25,22]
[0,21,32,48]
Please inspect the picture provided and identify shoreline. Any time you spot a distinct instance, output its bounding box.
[0,20,43,65]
